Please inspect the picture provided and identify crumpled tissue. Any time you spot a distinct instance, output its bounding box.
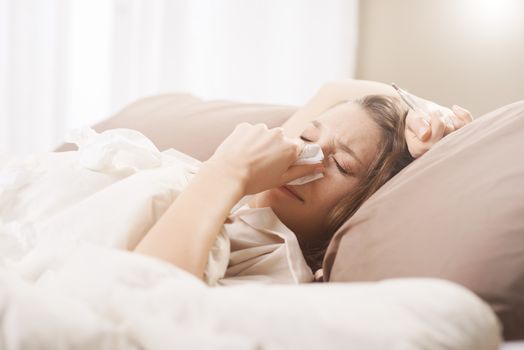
[64,127,163,175]
[287,142,324,185]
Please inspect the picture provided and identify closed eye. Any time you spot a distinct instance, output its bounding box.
[300,136,312,142]
[334,157,350,175]
[302,135,353,176]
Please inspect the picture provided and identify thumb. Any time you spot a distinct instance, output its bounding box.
[409,115,431,141]
[289,137,306,158]
[280,163,324,185]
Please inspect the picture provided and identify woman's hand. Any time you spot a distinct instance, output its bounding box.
[135,122,326,280]
[405,105,473,158]
[206,123,323,195]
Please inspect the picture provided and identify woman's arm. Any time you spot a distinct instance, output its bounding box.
[133,123,321,280]
[133,163,244,279]
[282,79,396,137]
[282,79,473,158]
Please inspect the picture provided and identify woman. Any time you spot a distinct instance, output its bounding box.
[133,80,473,282]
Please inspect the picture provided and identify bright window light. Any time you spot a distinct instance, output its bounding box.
[465,0,518,26]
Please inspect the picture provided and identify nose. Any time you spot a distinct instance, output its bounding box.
[313,138,334,169]
[318,137,335,159]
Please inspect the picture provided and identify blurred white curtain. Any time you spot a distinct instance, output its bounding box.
[0,0,359,155]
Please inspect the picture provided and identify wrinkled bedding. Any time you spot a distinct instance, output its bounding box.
[0,127,313,285]
[0,247,501,350]
[0,128,501,349]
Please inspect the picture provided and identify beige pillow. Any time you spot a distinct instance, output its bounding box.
[56,94,296,161]
[323,101,524,340]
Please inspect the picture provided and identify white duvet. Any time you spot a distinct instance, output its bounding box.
[0,128,501,349]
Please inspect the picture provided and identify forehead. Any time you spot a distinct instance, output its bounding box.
[317,102,380,142]
[315,102,382,168]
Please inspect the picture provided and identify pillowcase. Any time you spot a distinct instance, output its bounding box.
[323,100,524,340]
[56,94,296,161]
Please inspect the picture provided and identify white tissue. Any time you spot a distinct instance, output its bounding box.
[293,143,324,165]
[286,142,324,185]
[65,127,163,174]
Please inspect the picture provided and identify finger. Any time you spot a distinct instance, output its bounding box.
[406,110,431,141]
[280,163,323,185]
[428,111,447,142]
[234,122,251,131]
[437,110,455,136]
[449,112,465,130]
[254,123,269,131]
[413,117,431,141]
[288,137,306,158]
[270,127,285,138]
[452,105,473,124]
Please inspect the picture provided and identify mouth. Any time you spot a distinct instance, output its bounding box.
[278,185,304,202]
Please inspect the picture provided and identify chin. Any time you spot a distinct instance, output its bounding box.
[266,190,299,222]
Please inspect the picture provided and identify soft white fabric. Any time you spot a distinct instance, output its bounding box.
[0,251,501,350]
[0,129,502,349]
[286,142,324,185]
[0,127,313,285]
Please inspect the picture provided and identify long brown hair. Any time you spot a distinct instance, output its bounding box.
[302,95,414,271]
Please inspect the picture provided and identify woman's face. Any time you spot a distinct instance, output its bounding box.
[253,102,382,245]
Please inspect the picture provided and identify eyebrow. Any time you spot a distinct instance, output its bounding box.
[312,120,363,166]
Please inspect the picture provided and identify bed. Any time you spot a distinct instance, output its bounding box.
[2,80,523,349]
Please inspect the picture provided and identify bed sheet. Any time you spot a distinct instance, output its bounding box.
[0,129,501,349]
[0,241,500,350]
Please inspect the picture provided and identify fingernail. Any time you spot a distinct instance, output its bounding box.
[418,126,429,138]
[417,119,430,139]
[452,105,463,114]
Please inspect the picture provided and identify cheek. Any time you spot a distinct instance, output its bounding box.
[308,176,358,213]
